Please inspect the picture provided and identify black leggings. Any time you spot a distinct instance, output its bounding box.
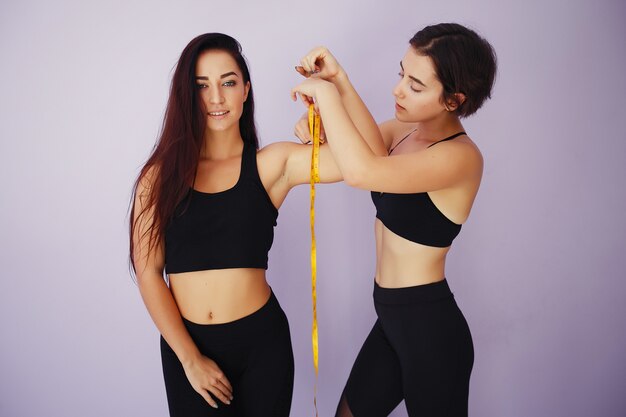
[337,279,474,417]
[160,291,294,417]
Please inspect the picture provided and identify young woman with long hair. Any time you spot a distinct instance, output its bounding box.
[292,23,497,416]
[129,33,384,416]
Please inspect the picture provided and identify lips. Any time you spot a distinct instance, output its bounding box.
[208,110,229,116]
[395,102,405,111]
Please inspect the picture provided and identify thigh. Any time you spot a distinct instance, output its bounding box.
[391,301,474,417]
[341,320,404,417]
[235,310,294,417]
[160,336,239,417]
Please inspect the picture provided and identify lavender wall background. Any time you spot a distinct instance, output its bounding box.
[1,0,625,416]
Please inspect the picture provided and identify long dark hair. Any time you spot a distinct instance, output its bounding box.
[129,33,259,274]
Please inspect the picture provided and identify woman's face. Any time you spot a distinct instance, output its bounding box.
[393,47,449,123]
[195,49,250,133]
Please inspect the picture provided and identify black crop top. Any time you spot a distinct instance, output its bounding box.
[164,141,278,274]
[371,131,466,248]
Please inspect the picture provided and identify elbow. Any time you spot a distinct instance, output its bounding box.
[343,165,367,189]
[135,266,165,289]
[135,271,151,290]
[343,172,360,188]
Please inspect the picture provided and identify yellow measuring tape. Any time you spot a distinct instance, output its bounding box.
[308,104,321,416]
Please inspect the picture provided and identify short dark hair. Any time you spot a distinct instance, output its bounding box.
[410,23,497,117]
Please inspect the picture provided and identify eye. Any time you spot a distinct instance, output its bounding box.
[398,71,404,78]
[410,85,422,93]
[196,83,208,89]
[223,80,236,87]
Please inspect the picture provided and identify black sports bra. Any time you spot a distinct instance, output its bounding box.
[371,131,466,248]
[164,141,278,274]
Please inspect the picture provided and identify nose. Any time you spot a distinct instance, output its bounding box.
[392,79,403,99]
[209,86,225,104]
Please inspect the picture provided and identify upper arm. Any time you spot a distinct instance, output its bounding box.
[348,140,483,194]
[132,168,165,280]
[260,141,343,190]
[285,142,343,186]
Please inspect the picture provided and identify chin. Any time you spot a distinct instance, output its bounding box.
[207,121,234,131]
[395,112,410,123]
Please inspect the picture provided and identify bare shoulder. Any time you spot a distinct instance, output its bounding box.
[378,119,419,149]
[433,135,484,176]
[456,135,483,163]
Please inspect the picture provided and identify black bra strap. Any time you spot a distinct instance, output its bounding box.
[427,131,466,148]
[389,130,466,154]
[388,128,418,155]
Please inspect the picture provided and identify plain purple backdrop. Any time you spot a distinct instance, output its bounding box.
[1,0,625,416]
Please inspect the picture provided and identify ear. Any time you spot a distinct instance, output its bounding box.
[445,93,466,111]
[243,81,251,102]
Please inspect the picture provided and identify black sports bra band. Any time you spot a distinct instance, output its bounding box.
[164,140,277,274]
[372,129,467,247]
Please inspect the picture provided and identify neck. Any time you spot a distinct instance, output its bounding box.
[201,128,245,160]
[413,112,465,142]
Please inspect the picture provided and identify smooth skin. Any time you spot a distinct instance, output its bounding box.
[292,47,483,288]
[132,49,384,409]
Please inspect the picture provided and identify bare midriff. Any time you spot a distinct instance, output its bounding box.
[374,219,451,288]
[168,268,271,324]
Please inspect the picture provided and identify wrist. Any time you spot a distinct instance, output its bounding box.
[331,70,356,98]
[178,347,202,368]
[329,69,349,88]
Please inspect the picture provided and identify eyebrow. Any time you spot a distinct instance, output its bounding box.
[195,71,239,81]
[400,61,427,87]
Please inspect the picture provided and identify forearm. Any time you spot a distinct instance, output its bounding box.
[330,71,386,156]
[317,84,377,187]
[137,273,201,366]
